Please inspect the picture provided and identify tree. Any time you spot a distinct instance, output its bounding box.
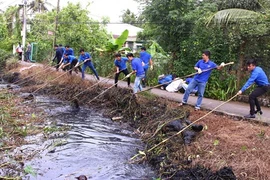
[121,9,137,25]
[27,0,53,13]
[26,2,109,62]
[205,0,270,88]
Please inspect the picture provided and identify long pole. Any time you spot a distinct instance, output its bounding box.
[22,0,27,61]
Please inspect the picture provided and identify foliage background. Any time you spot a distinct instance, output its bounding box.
[1,0,270,100]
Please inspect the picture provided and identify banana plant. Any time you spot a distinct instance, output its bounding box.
[96,29,131,53]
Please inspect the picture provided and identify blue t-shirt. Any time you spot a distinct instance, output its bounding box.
[241,66,269,92]
[140,51,151,70]
[62,48,74,58]
[193,60,217,83]
[63,55,76,64]
[158,75,173,85]
[114,57,128,71]
[79,52,91,63]
[131,58,145,76]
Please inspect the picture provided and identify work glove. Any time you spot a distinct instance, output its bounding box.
[197,68,202,74]
[150,65,153,70]
[220,62,225,67]
[237,90,242,95]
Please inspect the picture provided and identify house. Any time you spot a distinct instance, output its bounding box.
[105,23,143,52]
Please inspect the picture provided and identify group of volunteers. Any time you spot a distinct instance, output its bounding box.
[178,50,269,119]
[53,44,99,80]
[53,46,269,119]
[114,47,153,93]
[53,45,153,93]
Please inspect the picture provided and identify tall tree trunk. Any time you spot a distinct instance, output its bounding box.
[52,0,60,55]
[237,39,246,89]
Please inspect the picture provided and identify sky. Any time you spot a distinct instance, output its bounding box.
[0,0,140,22]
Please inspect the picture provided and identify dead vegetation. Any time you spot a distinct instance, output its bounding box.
[4,63,270,179]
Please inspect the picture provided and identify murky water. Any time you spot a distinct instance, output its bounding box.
[23,96,155,180]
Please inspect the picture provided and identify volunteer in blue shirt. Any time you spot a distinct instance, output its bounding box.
[75,48,99,80]
[179,50,224,110]
[126,53,145,94]
[114,53,130,87]
[140,47,153,88]
[59,44,65,55]
[237,59,269,118]
[59,53,81,74]
[63,45,74,56]
[59,45,74,62]
[52,45,63,71]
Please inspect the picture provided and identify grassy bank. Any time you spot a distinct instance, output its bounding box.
[0,88,47,179]
[3,63,270,179]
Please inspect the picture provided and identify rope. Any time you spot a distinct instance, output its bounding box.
[70,72,115,101]
[14,62,61,85]
[32,62,84,94]
[130,93,239,161]
[87,72,133,104]
[136,62,234,94]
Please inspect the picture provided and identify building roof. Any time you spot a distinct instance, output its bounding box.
[106,23,143,40]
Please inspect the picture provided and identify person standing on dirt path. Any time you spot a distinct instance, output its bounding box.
[60,53,81,75]
[140,47,153,88]
[52,45,63,71]
[75,48,99,80]
[126,53,145,94]
[179,50,224,111]
[25,42,32,62]
[114,53,130,87]
[16,42,23,60]
[237,59,270,118]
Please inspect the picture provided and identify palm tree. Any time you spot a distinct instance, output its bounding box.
[27,0,53,13]
[205,0,267,88]
[4,5,23,39]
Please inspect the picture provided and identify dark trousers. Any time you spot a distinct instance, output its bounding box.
[18,52,22,60]
[249,86,269,115]
[55,58,61,70]
[142,67,148,87]
[70,59,82,74]
[63,59,82,75]
[114,69,130,87]
[25,51,30,61]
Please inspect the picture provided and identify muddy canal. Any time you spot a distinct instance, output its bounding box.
[15,94,155,179]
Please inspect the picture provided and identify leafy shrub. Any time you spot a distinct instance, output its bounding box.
[0,49,13,71]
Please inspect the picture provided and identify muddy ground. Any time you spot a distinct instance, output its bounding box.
[2,64,270,179]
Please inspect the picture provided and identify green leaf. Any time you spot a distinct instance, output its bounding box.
[115,29,129,49]
[24,165,37,177]
[118,47,131,52]
[206,9,262,26]
[213,139,219,146]
[31,113,36,118]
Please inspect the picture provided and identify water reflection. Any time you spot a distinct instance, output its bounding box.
[25,96,155,180]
